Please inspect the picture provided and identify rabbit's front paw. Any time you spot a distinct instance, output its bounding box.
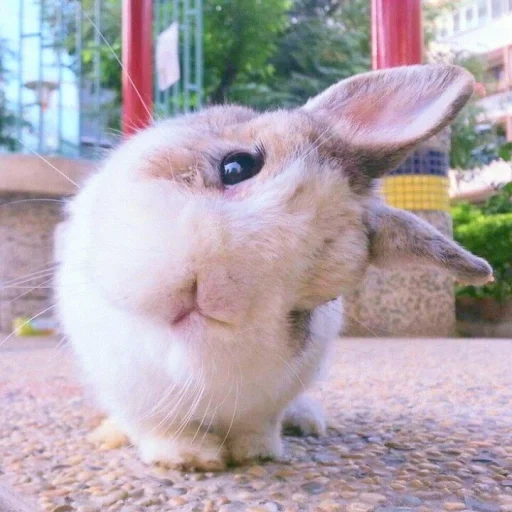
[282,394,326,437]
[228,425,283,464]
[138,431,227,472]
[87,417,129,450]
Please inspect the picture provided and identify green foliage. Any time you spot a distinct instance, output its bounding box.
[483,182,512,215]
[499,142,512,162]
[204,0,291,104]
[452,183,512,302]
[220,0,447,108]
[449,103,507,170]
[230,0,370,109]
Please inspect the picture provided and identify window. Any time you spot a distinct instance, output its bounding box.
[490,65,505,81]
[453,12,460,31]
[466,7,474,24]
[492,0,503,18]
[478,0,488,19]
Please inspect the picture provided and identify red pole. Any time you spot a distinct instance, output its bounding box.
[122,0,154,136]
[371,0,423,70]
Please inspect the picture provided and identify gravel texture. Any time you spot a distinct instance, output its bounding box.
[1,336,511,512]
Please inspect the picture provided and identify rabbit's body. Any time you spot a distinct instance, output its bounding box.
[57,157,345,468]
[56,65,493,470]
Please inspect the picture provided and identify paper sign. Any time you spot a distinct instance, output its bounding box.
[156,21,180,91]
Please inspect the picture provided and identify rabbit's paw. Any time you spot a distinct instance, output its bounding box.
[282,395,326,437]
[139,431,227,472]
[228,425,283,464]
[87,417,129,450]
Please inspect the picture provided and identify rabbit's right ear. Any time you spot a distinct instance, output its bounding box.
[302,64,474,182]
[366,201,493,286]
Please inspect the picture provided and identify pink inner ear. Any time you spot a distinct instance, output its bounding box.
[344,97,383,127]
[306,65,474,151]
[342,93,427,139]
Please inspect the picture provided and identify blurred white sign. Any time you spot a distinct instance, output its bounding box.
[156,21,180,91]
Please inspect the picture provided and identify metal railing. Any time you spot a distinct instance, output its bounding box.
[1,0,203,159]
[154,0,203,117]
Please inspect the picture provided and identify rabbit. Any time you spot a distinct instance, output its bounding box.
[55,64,493,471]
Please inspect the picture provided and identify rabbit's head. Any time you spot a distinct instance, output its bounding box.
[70,64,492,342]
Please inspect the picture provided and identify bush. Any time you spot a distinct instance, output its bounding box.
[452,183,512,303]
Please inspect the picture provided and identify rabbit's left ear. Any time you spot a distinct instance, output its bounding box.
[302,64,474,179]
[366,201,493,286]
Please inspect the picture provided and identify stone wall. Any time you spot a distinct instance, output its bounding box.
[0,193,63,333]
[0,154,92,334]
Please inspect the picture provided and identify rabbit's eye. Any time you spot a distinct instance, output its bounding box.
[220,151,263,185]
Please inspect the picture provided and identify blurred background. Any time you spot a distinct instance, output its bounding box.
[1,1,512,161]
[0,0,511,339]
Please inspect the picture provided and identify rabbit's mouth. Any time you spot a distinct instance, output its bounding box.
[170,307,230,331]
[170,307,205,330]
[169,309,204,334]
[172,307,196,325]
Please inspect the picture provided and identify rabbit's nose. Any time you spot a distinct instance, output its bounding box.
[169,270,250,326]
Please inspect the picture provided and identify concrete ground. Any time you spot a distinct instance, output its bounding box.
[0,336,511,512]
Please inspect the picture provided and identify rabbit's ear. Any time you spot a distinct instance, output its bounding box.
[302,64,474,179]
[366,201,493,286]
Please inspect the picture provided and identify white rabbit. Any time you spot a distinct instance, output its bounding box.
[55,64,492,471]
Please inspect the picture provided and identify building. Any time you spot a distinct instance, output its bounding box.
[434,0,512,140]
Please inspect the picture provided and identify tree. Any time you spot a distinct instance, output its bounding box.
[240,0,442,110]
[204,0,291,104]
[249,0,370,109]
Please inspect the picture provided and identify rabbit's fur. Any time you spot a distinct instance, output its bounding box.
[56,64,492,470]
